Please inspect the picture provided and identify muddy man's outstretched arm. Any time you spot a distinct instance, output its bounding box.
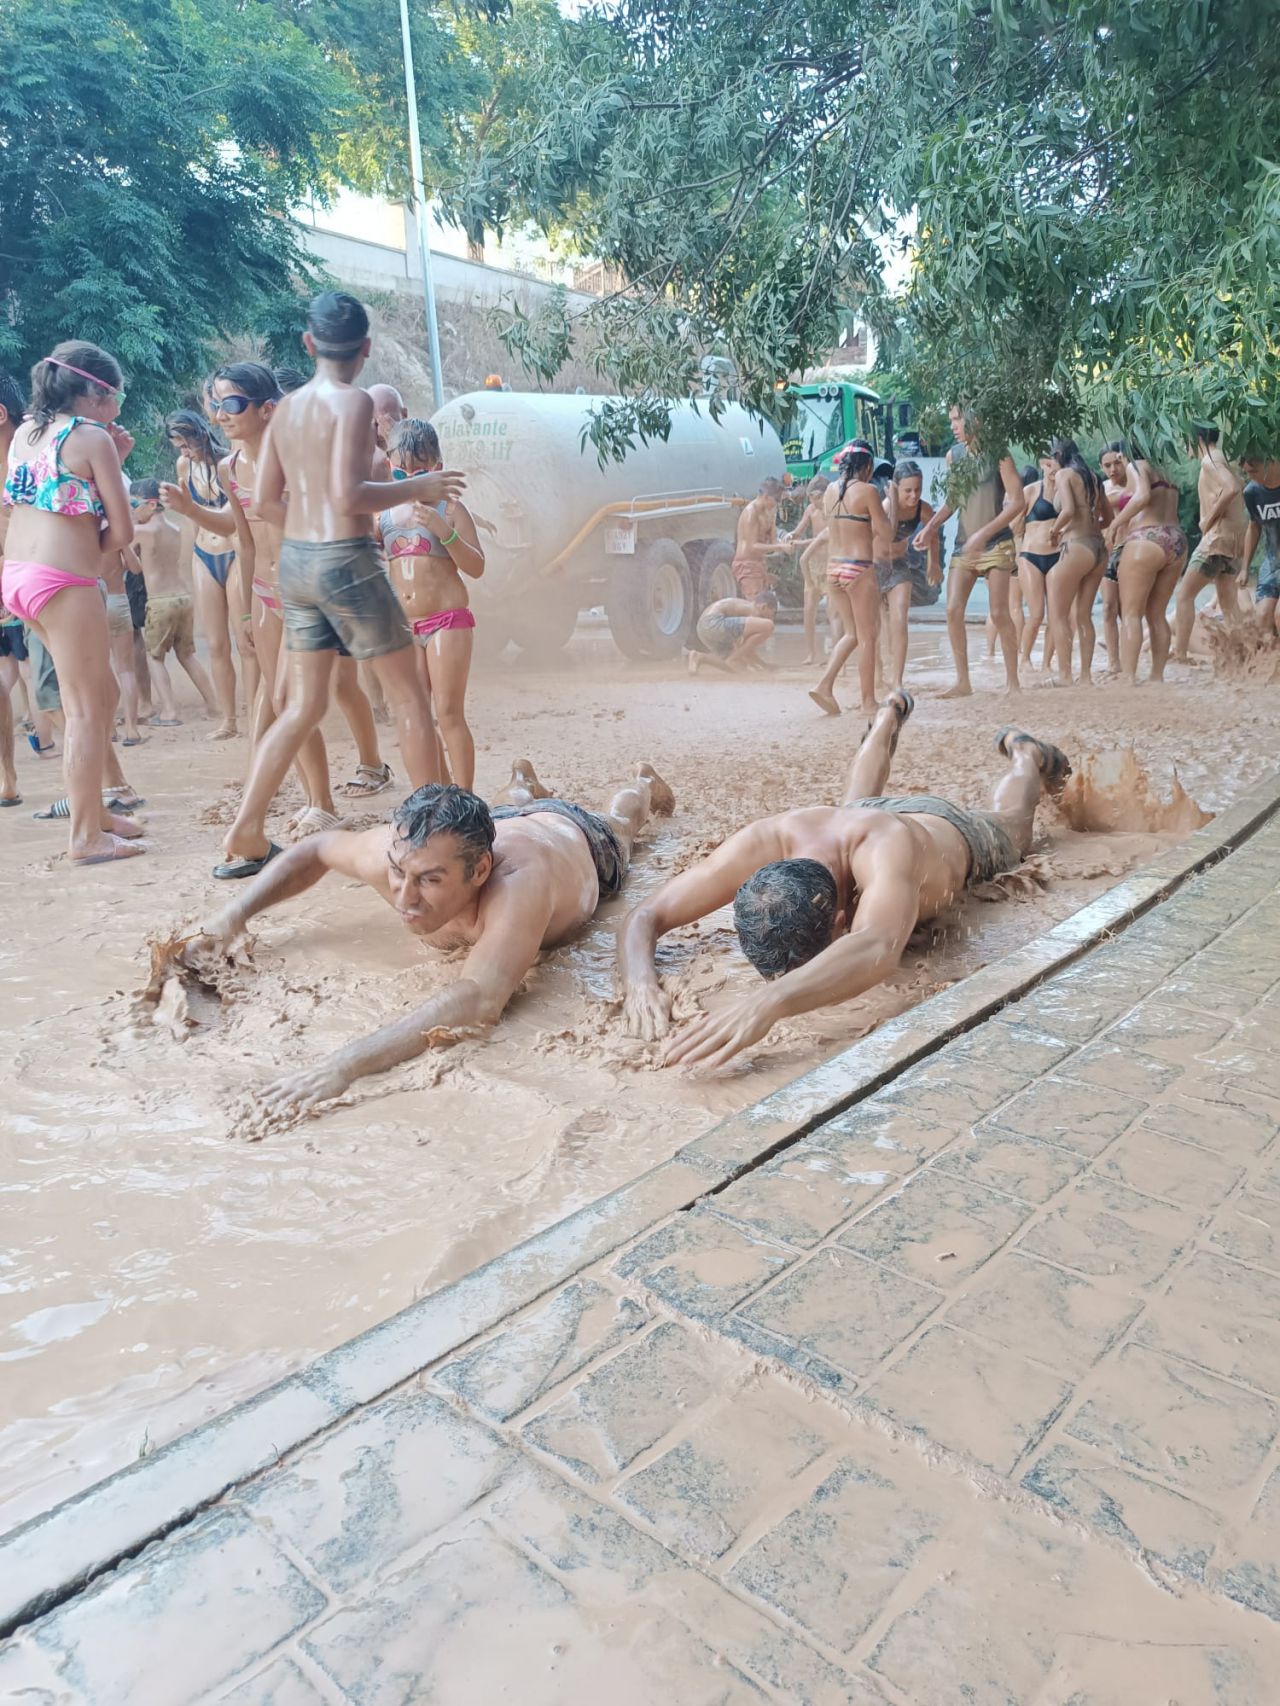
[197,833,357,949]
[662,858,921,1071]
[259,879,554,1118]
[619,820,785,1040]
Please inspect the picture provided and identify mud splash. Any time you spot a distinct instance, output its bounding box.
[1058,749,1212,835]
[1204,617,1280,685]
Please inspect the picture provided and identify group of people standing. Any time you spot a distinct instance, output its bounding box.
[0,292,481,869]
[700,405,1279,713]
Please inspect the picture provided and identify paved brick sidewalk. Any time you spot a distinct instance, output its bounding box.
[5,818,1280,1703]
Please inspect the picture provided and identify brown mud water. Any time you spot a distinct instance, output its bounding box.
[0,621,1272,1530]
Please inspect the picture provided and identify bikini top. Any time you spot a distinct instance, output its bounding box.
[3,417,106,519]
[379,503,448,560]
[187,461,227,511]
[225,449,266,522]
[1027,487,1058,523]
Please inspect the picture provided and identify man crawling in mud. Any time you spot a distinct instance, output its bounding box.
[188,760,674,1118]
[619,691,1069,1069]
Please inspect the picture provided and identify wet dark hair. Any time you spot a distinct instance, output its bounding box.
[273,366,309,394]
[1021,464,1039,487]
[1102,439,1129,459]
[733,858,838,980]
[393,784,495,878]
[1049,436,1098,502]
[307,290,369,360]
[29,341,122,429]
[1191,421,1219,448]
[165,408,223,465]
[893,459,923,484]
[836,439,875,501]
[753,590,779,614]
[759,477,783,499]
[0,371,25,427]
[131,478,162,501]
[209,361,280,406]
[388,418,441,467]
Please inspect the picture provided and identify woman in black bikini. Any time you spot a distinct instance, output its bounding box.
[1015,457,1059,669]
[166,407,253,739]
[809,442,891,716]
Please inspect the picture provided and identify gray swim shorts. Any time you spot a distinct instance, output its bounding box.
[696,608,745,656]
[846,793,1021,886]
[490,798,626,900]
[279,536,411,660]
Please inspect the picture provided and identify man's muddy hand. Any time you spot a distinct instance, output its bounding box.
[622,982,672,1042]
[661,992,776,1071]
[260,1064,350,1120]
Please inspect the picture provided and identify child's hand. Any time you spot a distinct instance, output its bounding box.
[410,502,446,537]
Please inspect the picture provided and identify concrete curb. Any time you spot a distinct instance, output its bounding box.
[4,767,1278,1639]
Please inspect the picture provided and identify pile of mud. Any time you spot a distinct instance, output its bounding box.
[1057,749,1214,835]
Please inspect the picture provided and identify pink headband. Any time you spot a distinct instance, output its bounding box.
[44,356,119,394]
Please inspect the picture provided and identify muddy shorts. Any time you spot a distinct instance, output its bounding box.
[125,568,148,630]
[103,590,133,640]
[26,630,61,713]
[956,538,1017,579]
[144,593,196,661]
[0,621,28,662]
[279,536,411,660]
[846,793,1021,887]
[697,609,745,656]
[1187,546,1239,579]
[732,559,768,599]
[876,555,913,594]
[491,797,626,901]
[1105,546,1122,583]
[1258,560,1280,602]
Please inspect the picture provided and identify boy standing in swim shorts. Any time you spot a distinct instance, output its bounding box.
[215,291,465,879]
[130,480,220,726]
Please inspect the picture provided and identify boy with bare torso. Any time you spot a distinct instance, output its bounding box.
[732,478,788,598]
[129,479,220,726]
[215,291,464,879]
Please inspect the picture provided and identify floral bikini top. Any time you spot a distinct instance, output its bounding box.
[4,417,106,518]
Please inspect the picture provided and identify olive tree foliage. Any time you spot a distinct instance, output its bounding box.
[461,0,1280,462]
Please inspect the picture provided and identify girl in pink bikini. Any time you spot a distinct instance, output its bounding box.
[1,342,146,865]
[380,419,485,787]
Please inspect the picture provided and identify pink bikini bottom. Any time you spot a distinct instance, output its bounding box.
[252,575,282,614]
[1,560,101,624]
[412,608,475,641]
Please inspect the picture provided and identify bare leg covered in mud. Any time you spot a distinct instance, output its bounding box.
[190,761,675,1133]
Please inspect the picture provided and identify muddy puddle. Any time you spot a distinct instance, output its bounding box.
[1,620,1275,1529]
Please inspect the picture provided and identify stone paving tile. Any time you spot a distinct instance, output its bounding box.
[1065,1343,1278,1502]
[612,1208,791,1321]
[932,1125,1087,1204]
[432,1279,649,1423]
[863,1324,1071,1475]
[805,1104,961,1167]
[218,1656,330,1704]
[1252,1151,1280,1200]
[28,1510,326,1706]
[872,1057,1034,1125]
[0,1637,82,1705]
[520,1321,733,1483]
[1208,1191,1280,1273]
[1200,1045,1280,1108]
[944,1250,1138,1379]
[728,1454,937,1654]
[1213,1464,1280,1623]
[736,1248,938,1383]
[1094,1125,1243,1211]
[239,1391,512,1595]
[1022,1440,1223,1583]
[833,1169,1026,1289]
[616,1380,837,1560]
[987,1074,1147,1156]
[709,1147,897,1249]
[492,1466,874,1704]
[1135,1250,1280,1397]
[1058,1038,1185,1101]
[1019,1175,1197,1287]
[1104,1001,1233,1062]
[942,1019,1076,1074]
[1189,944,1279,995]
[1009,979,1119,1042]
[1137,1092,1277,1160]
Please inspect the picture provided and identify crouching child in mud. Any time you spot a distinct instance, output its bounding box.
[688,591,777,674]
[180,761,674,1130]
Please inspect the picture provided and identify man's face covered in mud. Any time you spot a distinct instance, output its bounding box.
[386,831,490,932]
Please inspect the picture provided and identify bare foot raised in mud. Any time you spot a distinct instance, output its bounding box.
[637,761,675,816]
[809,688,841,717]
[494,757,555,807]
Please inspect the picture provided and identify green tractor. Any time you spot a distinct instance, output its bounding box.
[776,379,911,484]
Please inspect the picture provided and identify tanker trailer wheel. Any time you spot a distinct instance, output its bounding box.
[605,538,693,660]
[509,588,581,659]
[694,540,737,610]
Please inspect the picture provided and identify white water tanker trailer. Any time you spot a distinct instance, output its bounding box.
[430,391,787,659]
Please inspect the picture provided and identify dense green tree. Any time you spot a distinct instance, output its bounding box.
[462,0,1280,461]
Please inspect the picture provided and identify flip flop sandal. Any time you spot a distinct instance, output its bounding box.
[0,794,21,807]
[34,793,143,820]
[28,734,55,755]
[337,762,395,797]
[882,688,916,755]
[71,833,149,867]
[122,736,145,747]
[994,728,1073,792]
[292,807,343,837]
[212,842,283,881]
[148,717,182,727]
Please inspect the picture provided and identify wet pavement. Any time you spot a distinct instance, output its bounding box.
[5,808,1280,1702]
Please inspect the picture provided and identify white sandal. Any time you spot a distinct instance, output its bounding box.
[338,762,395,798]
[291,807,343,839]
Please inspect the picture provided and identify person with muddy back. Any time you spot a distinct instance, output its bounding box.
[1174,423,1248,661]
[619,692,1070,1068]
[186,760,675,1122]
[213,291,464,879]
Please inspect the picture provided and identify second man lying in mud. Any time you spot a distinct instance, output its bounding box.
[188,761,673,1121]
